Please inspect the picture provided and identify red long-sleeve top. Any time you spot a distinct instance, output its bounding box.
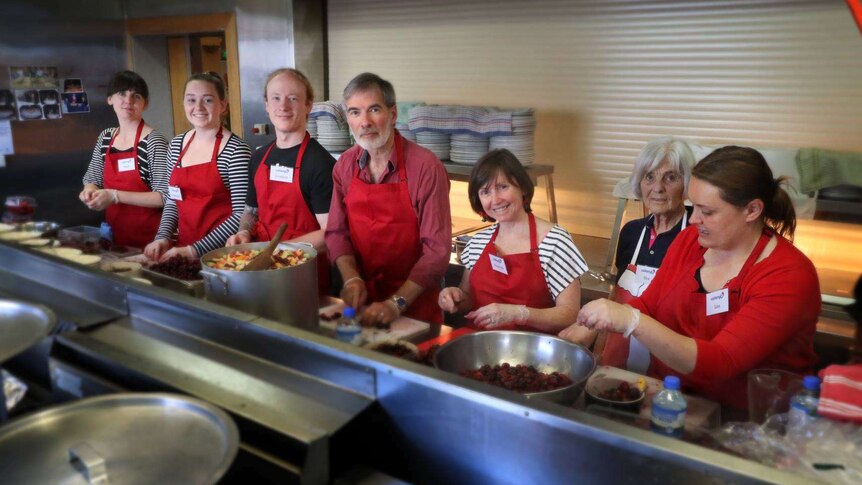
[630,226,820,409]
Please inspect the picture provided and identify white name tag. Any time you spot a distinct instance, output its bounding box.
[168,185,183,201]
[489,254,508,275]
[706,287,729,316]
[117,157,136,172]
[635,266,658,296]
[270,165,294,183]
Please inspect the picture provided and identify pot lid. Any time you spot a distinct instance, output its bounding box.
[0,299,57,362]
[0,393,239,484]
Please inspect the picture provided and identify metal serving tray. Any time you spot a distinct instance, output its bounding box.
[140,267,205,298]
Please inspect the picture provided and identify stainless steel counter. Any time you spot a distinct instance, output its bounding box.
[0,241,816,484]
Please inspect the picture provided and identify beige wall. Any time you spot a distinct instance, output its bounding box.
[327,0,862,239]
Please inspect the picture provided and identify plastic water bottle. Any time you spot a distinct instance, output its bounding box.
[335,306,362,345]
[99,222,113,251]
[790,376,820,419]
[650,376,687,437]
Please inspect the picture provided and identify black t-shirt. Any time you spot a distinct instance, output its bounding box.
[246,136,336,214]
[614,206,693,283]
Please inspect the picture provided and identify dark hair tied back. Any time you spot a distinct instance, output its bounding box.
[692,146,796,239]
[187,71,226,100]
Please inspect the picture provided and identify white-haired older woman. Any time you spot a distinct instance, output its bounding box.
[561,137,695,371]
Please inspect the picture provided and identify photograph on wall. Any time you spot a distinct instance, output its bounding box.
[61,92,89,114]
[0,90,16,121]
[10,66,59,90]
[14,88,61,121]
[63,78,83,93]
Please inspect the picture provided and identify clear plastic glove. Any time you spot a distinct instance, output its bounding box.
[558,324,598,346]
[438,287,464,313]
[159,245,196,262]
[144,239,171,261]
[85,189,115,211]
[226,230,252,246]
[78,187,97,205]
[340,278,367,310]
[466,303,529,329]
[360,300,398,327]
[576,298,636,334]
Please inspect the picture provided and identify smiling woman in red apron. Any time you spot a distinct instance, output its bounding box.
[439,150,588,334]
[566,146,819,410]
[226,69,335,294]
[144,72,250,262]
[582,137,695,372]
[79,71,168,248]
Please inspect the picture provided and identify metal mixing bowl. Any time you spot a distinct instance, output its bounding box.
[434,331,596,404]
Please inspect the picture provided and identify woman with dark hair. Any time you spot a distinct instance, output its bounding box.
[438,149,589,334]
[144,72,250,261]
[562,146,820,410]
[79,70,169,248]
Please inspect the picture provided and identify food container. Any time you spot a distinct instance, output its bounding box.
[199,242,319,330]
[58,225,100,253]
[584,376,646,413]
[434,331,596,404]
[453,235,471,264]
[0,393,238,484]
[2,196,36,224]
[18,221,60,239]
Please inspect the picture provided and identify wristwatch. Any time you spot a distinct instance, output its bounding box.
[390,295,408,313]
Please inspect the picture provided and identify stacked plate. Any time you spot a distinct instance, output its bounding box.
[512,109,536,135]
[415,131,451,161]
[450,134,489,165]
[306,117,318,138]
[395,123,417,142]
[489,134,535,165]
[314,118,352,152]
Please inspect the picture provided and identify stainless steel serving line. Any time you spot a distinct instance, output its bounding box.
[0,241,814,484]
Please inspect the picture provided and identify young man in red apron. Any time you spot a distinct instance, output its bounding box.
[325,73,451,325]
[227,69,335,295]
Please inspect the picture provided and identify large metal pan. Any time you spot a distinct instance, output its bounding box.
[434,330,596,405]
[0,299,56,363]
[0,393,238,485]
[199,242,319,330]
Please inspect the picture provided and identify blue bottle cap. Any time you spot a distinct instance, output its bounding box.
[664,376,681,390]
[802,375,820,391]
[343,306,356,318]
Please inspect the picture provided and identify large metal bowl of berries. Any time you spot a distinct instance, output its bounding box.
[434,331,595,405]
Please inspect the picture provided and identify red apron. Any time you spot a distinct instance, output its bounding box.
[603,213,687,372]
[252,132,330,294]
[169,129,232,247]
[468,212,555,333]
[103,121,161,248]
[344,134,442,324]
[649,230,772,409]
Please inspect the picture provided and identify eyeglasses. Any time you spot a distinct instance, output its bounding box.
[643,171,682,186]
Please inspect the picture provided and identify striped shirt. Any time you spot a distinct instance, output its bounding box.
[155,132,251,256]
[461,224,588,299]
[82,128,170,199]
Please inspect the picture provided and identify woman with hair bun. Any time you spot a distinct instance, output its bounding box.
[144,72,251,261]
[561,146,820,410]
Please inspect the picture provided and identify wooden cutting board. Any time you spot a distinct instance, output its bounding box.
[318,301,430,344]
[588,365,722,429]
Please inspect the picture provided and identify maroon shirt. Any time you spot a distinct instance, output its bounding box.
[326,136,452,291]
